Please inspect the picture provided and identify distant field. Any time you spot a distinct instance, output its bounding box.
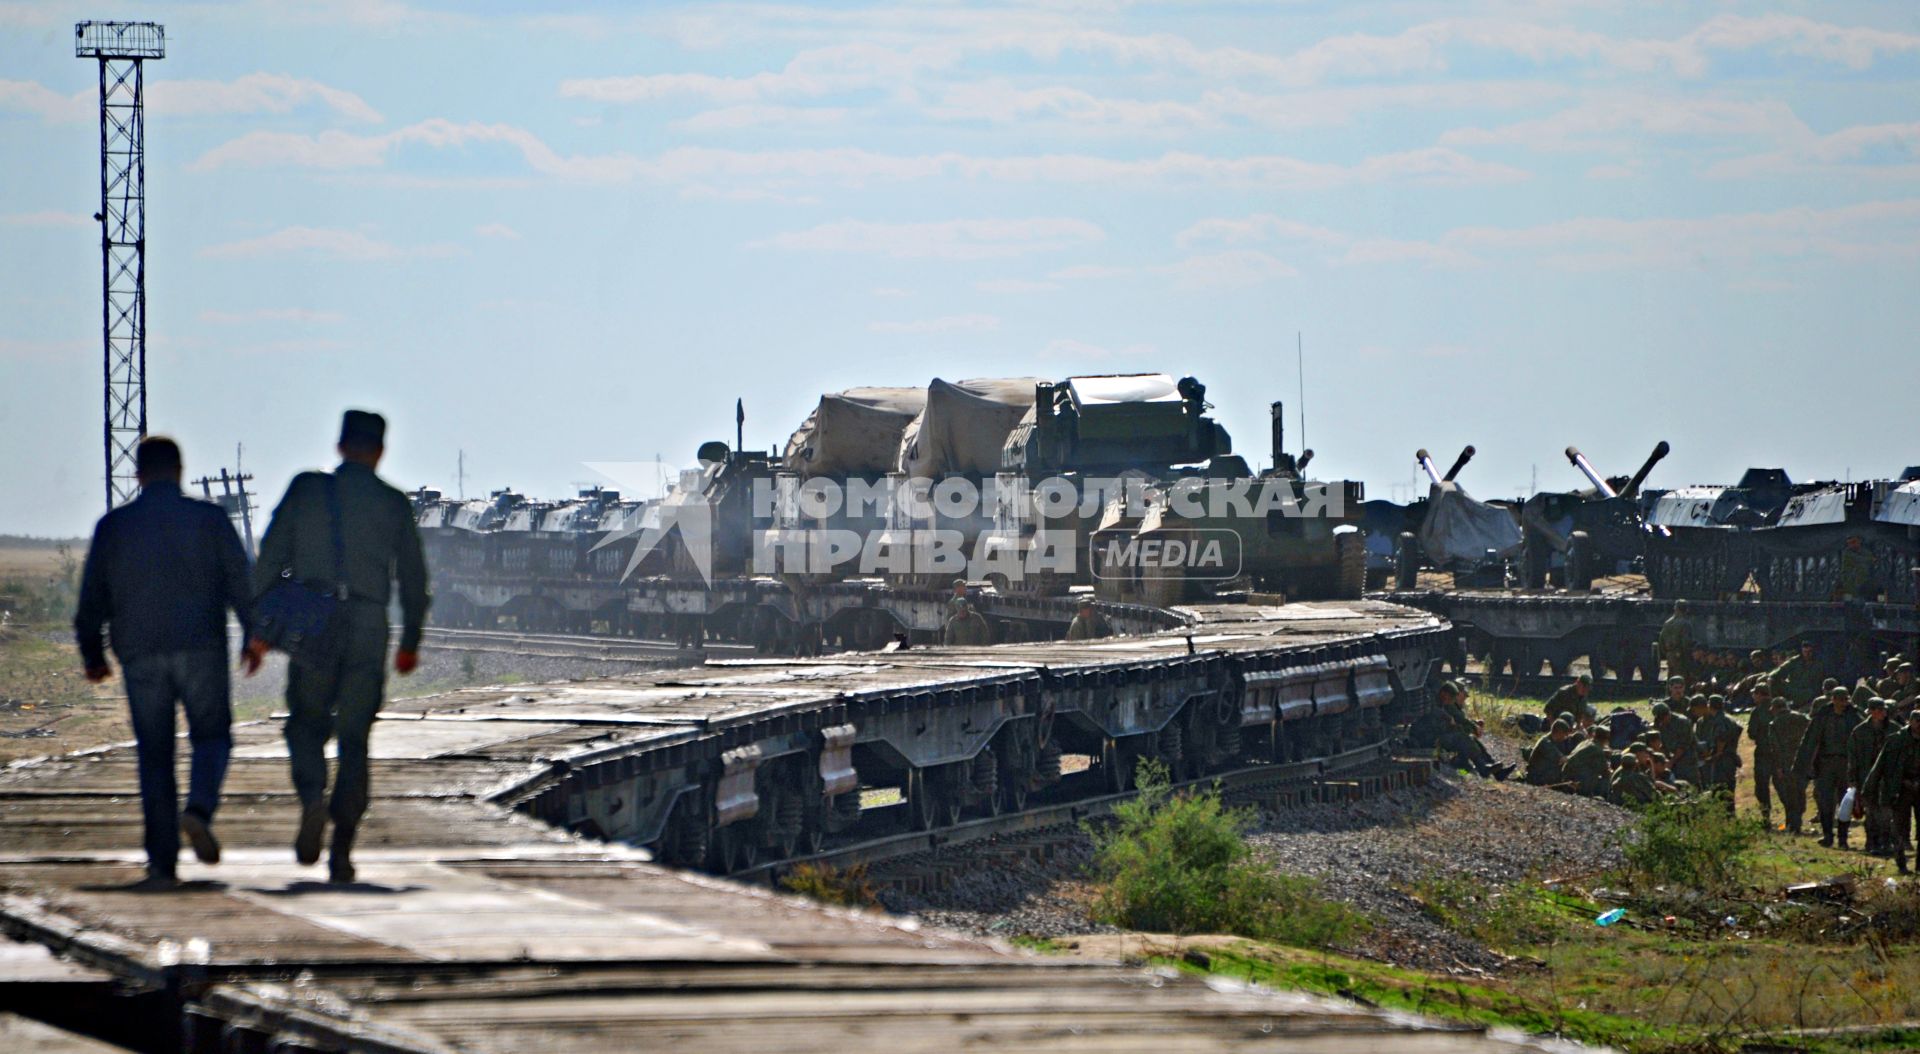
[0,538,85,580]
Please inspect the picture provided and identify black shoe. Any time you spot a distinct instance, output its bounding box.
[128,872,178,892]
[1819,836,1834,848]
[180,811,220,865]
[328,826,356,884]
[295,803,328,866]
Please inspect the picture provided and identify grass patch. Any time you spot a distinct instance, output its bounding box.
[779,862,879,908]
[1087,760,1368,947]
[1616,794,1765,896]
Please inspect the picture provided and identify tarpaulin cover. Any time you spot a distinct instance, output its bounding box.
[899,377,1041,478]
[1417,482,1522,565]
[1877,481,1920,527]
[784,387,927,477]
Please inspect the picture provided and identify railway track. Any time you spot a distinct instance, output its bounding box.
[423,625,757,663]
[734,742,1428,886]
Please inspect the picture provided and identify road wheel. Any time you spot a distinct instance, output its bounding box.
[1333,530,1366,599]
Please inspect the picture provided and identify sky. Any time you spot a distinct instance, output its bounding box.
[3,0,1919,536]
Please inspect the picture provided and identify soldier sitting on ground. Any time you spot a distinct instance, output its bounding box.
[1561,725,1613,798]
[1432,681,1514,781]
[1611,745,1661,805]
[1544,674,1592,723]
[1526,719,1574,787]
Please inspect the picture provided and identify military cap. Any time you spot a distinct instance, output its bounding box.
[1577,673,1592,686]
[1750,650,1766,662]
[1551,718,1572,732]
[1674,600,1690,612]
[1823,677,1839,690]
[339,409,386,446]
[1708,694,1726,710]
[1668,675,1686,686]
[1651,701,1669,716]
[1651,751,1669,763]
[1902,662,1915,673]
[1628,742,1650,754]
[1869,697,1889,712]
[1439,680,1461,696]
[1687,694,1708,708]
[1832,685,1851,699]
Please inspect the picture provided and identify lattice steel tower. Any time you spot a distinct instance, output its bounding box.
[76,21,164,509]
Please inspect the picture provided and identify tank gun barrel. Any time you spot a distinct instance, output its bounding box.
[1621,440,1671,500]
[1565,446,1617,498]
[1416,448,1444,487]
[1443,445,1475,483]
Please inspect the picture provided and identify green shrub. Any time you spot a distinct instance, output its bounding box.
[1409,873,1568,951]
[1088,761,1366,947]
[1614,794,1763,895]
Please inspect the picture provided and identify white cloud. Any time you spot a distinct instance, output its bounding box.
[672,104,849,131]
[198,308,346,324]
[1586,161,1641,181]
[0,210,93,228]
[1440,95,1810,152]
[1707,122,1920,179]
[1049,250,1298,289]
[871,287,913,297]
[869,314,1000,334]
[1042,337,1156,360]
[1176,213,1470,269]
[755,218,1105,260]
[925,81,1216,129]
[975,278,1061,294]
[0,74,380,124]
[474,222,521,239]
[198,226,457,261]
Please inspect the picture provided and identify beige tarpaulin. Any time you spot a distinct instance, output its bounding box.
[783,387,927,478]
[898,377,1041,478]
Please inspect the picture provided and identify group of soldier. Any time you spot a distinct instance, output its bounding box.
[939,580,1115,646]
[1522,674,1745,809]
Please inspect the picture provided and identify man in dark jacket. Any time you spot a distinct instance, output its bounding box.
[1746,684,1778,827]
[249,411,429,883]
[1796,686,1859,847]
[74,437,259,889]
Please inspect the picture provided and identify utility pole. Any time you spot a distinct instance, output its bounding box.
[77,21,163,510]
[193,462,257,558]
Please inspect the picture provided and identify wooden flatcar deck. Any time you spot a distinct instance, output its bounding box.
[0,601,1579,1052]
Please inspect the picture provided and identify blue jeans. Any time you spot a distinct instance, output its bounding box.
[122,650,232,877]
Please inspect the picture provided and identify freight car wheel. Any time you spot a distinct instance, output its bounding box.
[906,768,937,831]
[1102,738,1136,793]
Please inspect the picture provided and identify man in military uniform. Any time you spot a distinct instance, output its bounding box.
[1658,600,1697,687]
[1561,725,1612,798]
[1065,599,1113,641]
[1795,686,1859,847]
[1848,698,1894,855]
[1863,708,1920,873]
[1768,700,1813,833]
[1746,684,1779,827]
[1693,694,1742,801]
[249,411,428,884]
[1771,640,1827,708]
[1836,534,1879,602]
[1883,663,1917,711]
[1611,746,1660,805]
[1729,650,1772,711]
[1526,719,1573,787]
[942,597,992,646]
[1543,675,1592,724]
[1432,681,1511,780]
[946,577,972,618]
[1651,701,1698,786]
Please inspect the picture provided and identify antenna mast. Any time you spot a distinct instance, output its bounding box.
[1296,332,1306,454]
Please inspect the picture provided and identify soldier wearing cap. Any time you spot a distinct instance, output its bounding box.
[1651,700,1698,786]
[1611,745,1659,805]
[1836,533,1879,602]
[1849,697,1894,855]
[942,596,992,646]
[1795,686,1860,847]
[1770,641,1827,708]
[1432,681,1512,780]
[1562,724,1612,798]
[1543,674,1591,723]
[250,410,430,883]
[1526,719,1573,787]
[1065,598,1113,641]
[1746,684,1779,826]
[1694,694,1742,801]
[1768,697,1813,834]
[1863,707,1920,874]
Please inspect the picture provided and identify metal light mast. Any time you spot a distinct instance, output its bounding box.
[76,20,164,509]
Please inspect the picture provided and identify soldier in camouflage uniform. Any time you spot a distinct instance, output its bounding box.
[249,410,429,884]
[1849,698,1894,855]
[1768,701,1813,834]
[1543,675,1592,724]
[1693,694,1742,801]
[1836,534,1879,601]
[1658,601,1697,687]
[1432,682,1511,780]
[1611,746,1660,805]
[1795,686,1860,847]
[1651,701,1699,786]
[942,598,992,646]
[1746,684,1779,826]
[1065,599,1113,641]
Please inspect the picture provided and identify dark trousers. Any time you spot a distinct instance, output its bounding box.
[285,605,388,832]
[1773,769,1808,832]
[123,651,232,877]
[1812,758,1849,837]
[1753,758,1774,816]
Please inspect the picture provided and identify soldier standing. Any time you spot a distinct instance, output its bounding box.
[1849,698,1894,855]
[942,597,992,646]
[1795,687,1859,848]
[1863,708,1920,873]
[1693,695,1742,801]
[1836,534,1879,601]
[1770,640,1827,708]
[1658,600,1696,687]
[1746,685,1779,827]
[1065,599,1113,641]
[248,411,430,883]
[1769,701,1813,834]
